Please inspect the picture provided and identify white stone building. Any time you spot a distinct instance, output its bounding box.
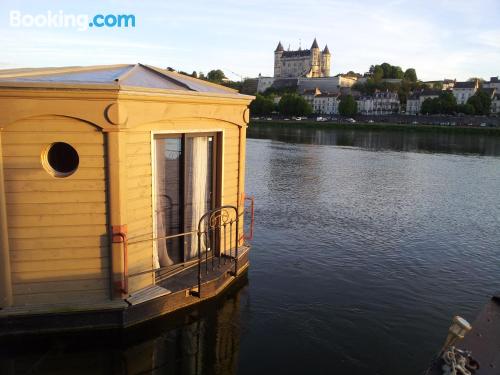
[356,95,374,115]
[274,39,331,78]
[356,91,400,115]
[302,88,340,115]
[491,94,500,114]
[313,93,340,115]
[303,88,321,108]
[406,89,442,115]
[453,80,479,105]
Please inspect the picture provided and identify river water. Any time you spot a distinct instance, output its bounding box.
[2,125,500,374]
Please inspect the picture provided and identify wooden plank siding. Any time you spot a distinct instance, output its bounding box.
[126,130,154,292]
[2,116,110,306]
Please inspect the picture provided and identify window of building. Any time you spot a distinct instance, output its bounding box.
[42,142,79,178]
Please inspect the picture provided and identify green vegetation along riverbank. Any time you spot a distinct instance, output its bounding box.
[250,120,500,135]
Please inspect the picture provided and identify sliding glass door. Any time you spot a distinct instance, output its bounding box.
[154,133,218,268]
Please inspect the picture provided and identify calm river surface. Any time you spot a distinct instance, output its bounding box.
[2,125,500,374]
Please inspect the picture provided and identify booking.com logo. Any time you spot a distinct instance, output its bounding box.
[9,10,136,31]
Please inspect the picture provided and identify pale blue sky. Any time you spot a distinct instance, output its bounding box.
[1,0,499,81]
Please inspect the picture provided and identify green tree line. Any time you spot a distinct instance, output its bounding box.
[421,91,492,115]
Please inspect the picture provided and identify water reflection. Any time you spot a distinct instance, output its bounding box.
[0,275,247,375]
[248,124,500,156]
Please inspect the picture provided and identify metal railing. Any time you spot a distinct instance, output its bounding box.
[126,198,255,298]
[193,205,240,297]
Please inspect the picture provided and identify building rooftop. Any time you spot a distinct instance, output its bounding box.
[282,49,312,58]
[454,81,477,89]
[0,63,248,98]
[275,41,284,52]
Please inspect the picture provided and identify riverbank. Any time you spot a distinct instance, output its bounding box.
[250,120,500,135]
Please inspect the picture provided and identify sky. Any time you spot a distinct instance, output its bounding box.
[0,0,499,81]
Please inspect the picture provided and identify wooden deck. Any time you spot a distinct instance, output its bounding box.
[0,246,250,336]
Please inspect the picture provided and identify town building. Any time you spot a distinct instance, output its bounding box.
[313,92,341,115]
[483,77,500,91]
[274,39,331,78]
[406,89,442,115]
[302,88,340,115]
[303,88,321,107]
[453,80,479,105]
[424,79,456,90]
[365,91,400,115]
[356,95,374,115]
[491,94,500,114]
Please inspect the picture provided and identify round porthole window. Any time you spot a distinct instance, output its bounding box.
[42,142,79,177]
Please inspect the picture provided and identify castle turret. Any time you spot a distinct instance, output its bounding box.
[274,41,284,77]
[321,44,331,77]
[310,38,321,77]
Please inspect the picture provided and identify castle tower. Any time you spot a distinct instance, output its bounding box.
[310,38,321,77]
[274,41,284,78]
[321,44,331,77]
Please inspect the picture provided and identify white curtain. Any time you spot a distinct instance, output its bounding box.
[185,136,209,260]
[155,141,175,268]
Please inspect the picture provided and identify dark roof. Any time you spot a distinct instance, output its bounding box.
[282,49,311,58]
[311,38,319,49]
[323,45,330,55]
[421,89,442,97]
[275,41,284,52]
[0,64,246,97]
[317,92,339,98]
[454,81,476,89]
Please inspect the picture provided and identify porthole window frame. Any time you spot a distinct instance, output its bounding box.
[41,142,80,178]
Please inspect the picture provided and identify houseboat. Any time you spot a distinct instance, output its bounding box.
[0,64,254,335]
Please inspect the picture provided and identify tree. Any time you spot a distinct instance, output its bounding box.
[278,94,312,116]
[373,66,384,82]
[456,104,475,115]
[250,94,275,116]
[404,68,417,82]
[380,63,392,78]
[207,69,226,83]
[467,91,491,115]
[338,95,358,116]
[468,77,484,83]
[391,66,404,79]
[191,71,198,78]
[421,97,441,114]
[439,91,457,114]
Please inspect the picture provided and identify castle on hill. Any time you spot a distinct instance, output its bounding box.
[274,38,331,78]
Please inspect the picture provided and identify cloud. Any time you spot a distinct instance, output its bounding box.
[0,0,498,80]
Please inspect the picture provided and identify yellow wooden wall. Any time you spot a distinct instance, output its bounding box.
[2,115,109,305]
[126,129,154,292]
[125,119,244,293]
